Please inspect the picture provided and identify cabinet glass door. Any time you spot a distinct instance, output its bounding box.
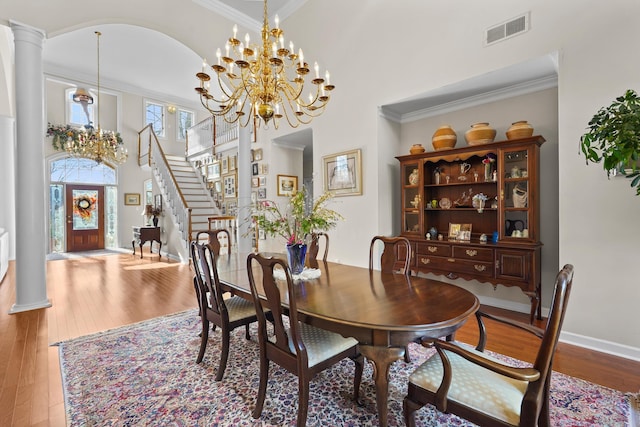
[402,162,422,235]
[501,148,531,240]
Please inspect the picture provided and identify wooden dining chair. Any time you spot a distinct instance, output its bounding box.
[196,229,231,256]
[369,235,412,276]
[307,232,329,263]
[369,235,414,362]
[190,240,258,381]
[403,264,574,427]
[246,252,364,427]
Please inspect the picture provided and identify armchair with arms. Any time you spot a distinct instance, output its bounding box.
[403,264,574,427]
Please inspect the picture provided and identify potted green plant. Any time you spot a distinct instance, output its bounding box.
[251,187,343,274]
[580,89,640,195]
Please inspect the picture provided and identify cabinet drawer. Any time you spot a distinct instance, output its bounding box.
[452,245,493,262]
[415,255,449,269]
[416,242,451,257]
[452,259,494,277]
[416,255,494,278]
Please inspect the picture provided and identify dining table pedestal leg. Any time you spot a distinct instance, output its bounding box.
[360,344,406,427]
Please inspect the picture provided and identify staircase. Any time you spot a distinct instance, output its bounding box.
[138,124,224,260]
[158,155,216,241]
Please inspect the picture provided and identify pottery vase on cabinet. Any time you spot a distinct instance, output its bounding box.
[464,122,496,146]
[506,120,534,140]
[409,144,426,155]
[432,125,457,151]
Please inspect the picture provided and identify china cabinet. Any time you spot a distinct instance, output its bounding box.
[396,135,545,323]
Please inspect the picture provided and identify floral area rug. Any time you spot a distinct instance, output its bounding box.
[57,309,633,426]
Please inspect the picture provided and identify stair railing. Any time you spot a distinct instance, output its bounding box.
[138,124,193,245]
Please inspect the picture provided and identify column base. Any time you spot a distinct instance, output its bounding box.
[9,299,52,314]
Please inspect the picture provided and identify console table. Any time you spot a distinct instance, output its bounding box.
[132,226,161,258]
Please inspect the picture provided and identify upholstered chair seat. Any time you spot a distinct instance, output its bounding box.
[271,322,359,368]
[409,343,528,425]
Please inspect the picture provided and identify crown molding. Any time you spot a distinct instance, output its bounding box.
[380,74,558,124]
[192,0,261,32]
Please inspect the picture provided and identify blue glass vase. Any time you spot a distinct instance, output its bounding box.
[286,243,307,275]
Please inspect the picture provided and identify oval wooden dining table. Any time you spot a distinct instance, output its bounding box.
[214,254,479,427]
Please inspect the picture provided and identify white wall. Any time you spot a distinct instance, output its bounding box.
[1,0,639,357]
[278,0,640,357]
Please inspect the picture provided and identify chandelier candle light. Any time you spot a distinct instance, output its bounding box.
[195,0,334,129]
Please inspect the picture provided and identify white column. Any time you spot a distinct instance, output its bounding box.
[236,112,253,253]
[0,116,16,261]
[9,21,51,313]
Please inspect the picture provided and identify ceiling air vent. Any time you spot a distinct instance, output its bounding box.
[485,13,530,46]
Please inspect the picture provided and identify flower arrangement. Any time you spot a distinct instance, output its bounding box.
[482,153,497,181]
[46,123,123,151]
[472,192,489,213]
[482,153,497,164]
[252,187,343,245]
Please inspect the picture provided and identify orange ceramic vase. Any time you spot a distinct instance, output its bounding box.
[464,122,496,145]
[431,125,457,151]
[506,120,534,140]
[409,144,426,155]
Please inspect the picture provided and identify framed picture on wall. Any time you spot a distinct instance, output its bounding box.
[223,173,236,199]
[257,187,267,199]
[277,174,298,196]
[323,148,362,196]
[208,162,220,180]
[222,157,229,174]
[124,193,140,205]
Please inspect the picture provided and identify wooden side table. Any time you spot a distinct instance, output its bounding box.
[132,226,161,258]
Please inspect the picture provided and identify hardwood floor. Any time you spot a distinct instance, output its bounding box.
[0,251,638,426]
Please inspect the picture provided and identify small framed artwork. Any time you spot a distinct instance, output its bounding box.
[214,180,222,194]
[251,191,257,203]
[323,148,363,196]
[208,162,220,180]
[223,173,236,199]
[251,177,259,188]
[257,187,267,199]
[258,229,266,240]
[260,163,269,175]
[258,176,266,187]
[252,163,259,176]
[277,174,298,196]
[222,157,229,174]
[253,148,263,161]
[124,193,140,205]
[154,194,162,212]
[229,155,236,171]
[449,223,472,241]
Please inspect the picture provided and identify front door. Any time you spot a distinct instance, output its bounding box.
[66,184,105,252]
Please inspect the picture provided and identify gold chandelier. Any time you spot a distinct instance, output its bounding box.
[195,0,334,129]
[68,31,127,164]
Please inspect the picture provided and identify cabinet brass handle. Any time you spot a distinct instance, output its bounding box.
[465,249,478,257]
[428,246,438,253]
[420,258,430,264]
[447,258,455,262]
[474,264,487,272]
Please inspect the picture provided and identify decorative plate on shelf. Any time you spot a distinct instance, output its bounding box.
[439,197,452,209]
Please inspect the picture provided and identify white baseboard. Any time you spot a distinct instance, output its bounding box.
[478,295,640,362]
[559,331,640,362]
